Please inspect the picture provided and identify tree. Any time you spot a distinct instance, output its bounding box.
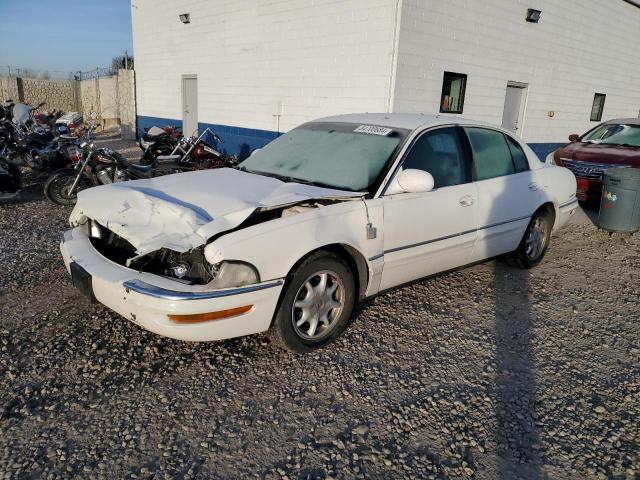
[111,54,134,73]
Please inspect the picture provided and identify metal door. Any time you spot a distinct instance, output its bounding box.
[182,75,198,136]
[501,82,528,137]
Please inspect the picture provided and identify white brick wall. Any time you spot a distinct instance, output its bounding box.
[133,0,640,143]
[132,0,399,133]
[393,0,640,143]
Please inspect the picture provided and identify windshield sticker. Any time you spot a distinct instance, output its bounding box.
[354,125,393,136]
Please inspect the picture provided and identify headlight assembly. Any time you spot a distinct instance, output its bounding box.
[209,261,260,289]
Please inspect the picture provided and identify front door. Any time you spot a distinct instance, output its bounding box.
[380,126,478,290]
[501,82,528,137]
[182,75,198,136]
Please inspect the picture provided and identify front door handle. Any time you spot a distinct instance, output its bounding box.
[528,182,539,191]
[459,195,475,207]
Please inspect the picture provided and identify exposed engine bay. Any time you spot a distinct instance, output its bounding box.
[84,200,335,285]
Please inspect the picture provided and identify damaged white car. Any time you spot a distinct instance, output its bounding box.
[61,113,577,352]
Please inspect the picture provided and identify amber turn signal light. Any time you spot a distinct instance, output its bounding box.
[168,305,253,323]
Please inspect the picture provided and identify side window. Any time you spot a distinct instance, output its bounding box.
[440,72,467,114]
[465,127,515,181]
[590,93,606,122]
[505,135,529,172]
[401,127,468,188]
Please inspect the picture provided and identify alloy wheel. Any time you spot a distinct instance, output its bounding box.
[291,270,345,340]
[525,216,548,261]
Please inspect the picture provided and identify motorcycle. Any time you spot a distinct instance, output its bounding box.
[138,125,183,164]
[1,102,72,172]
[44,128,237,205]
[34,109,64,129]
[168,128,238,169]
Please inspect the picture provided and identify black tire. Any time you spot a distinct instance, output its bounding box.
[267,251,356,353]
[5,161,21,191]
[43,171,92,206]
[512,207,553,269]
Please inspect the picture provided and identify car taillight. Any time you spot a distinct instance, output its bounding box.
[71,154,80,162]
[68,123,76,132]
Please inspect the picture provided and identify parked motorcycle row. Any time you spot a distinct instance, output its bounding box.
[0,100,238,205]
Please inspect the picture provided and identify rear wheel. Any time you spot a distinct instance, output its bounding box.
[513,208,553,268]
[267,252,356,353]
[43,171,92,206]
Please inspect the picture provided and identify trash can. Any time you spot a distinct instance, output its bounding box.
[597,167,640,233]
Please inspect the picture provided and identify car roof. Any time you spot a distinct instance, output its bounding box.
[313,112,488,131]
[604,118,640,125]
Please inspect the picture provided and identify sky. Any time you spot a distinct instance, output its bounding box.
[0,0,133,74]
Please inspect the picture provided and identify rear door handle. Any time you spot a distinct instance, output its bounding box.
[459,195,475,207]
[529,183,539,191]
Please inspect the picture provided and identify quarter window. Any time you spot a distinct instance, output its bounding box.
[590,93,606,122]
[465,127,516,181]
[440,72,467,114]
[505,135,529,172]
[401,127,469,188]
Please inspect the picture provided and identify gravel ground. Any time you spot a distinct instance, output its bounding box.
[0,165,638,479]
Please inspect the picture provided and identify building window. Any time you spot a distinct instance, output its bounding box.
[440,72,467,114]
[590,93,606,122]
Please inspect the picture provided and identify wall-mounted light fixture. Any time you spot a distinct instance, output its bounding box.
[526,8,541,23]
[179,13,191,24]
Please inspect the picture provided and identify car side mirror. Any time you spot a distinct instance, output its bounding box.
[568,134,579,142]
[394,169,435,194]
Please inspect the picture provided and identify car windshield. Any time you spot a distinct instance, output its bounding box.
[239,122,407,191]
[582,123,640,147]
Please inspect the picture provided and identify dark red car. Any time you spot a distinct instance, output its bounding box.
[552,118,640,202]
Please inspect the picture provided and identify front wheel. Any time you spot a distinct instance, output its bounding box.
[267,252,356,353]
[512,208,553,268]
[43,171,93,206]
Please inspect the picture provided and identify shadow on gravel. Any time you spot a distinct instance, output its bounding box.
[492,261,543,479]
[0,182,45,205]
[578,201,599,227]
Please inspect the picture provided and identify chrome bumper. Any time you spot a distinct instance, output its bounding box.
[122,278,285,301]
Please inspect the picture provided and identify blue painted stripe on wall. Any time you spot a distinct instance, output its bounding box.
[528,143,566,160]
[136,115,280,159]
[136,115,567,161]
[136,115,182,137]
[198,121,280,160]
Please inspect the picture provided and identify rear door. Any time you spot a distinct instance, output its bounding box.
[464,127,545,261]
[182,75,198,136]
[380,126,478,290]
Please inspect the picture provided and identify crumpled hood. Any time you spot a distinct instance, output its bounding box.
[70,168,362,255]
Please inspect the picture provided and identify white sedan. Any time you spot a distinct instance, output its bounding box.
[60,114,577,352]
